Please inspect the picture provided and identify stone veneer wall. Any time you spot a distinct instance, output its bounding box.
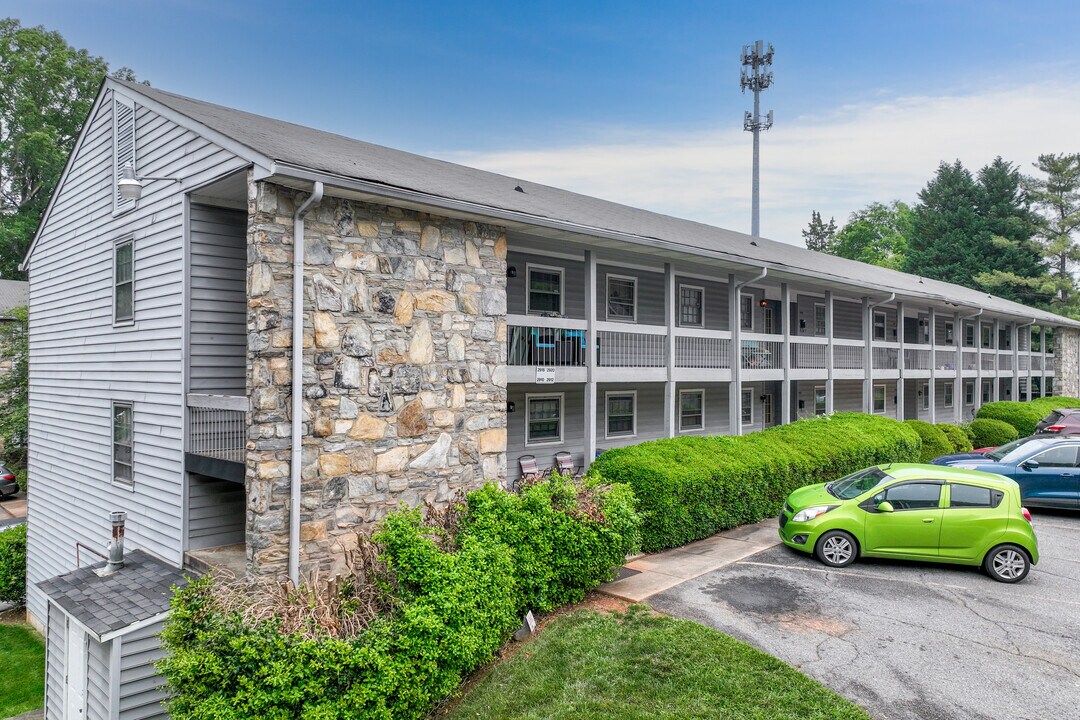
[1055,328,1080,397]
[245,178,508,577]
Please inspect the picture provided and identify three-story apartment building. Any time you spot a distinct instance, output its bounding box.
[22,78,1080,719]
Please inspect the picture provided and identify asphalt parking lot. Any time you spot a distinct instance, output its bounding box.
[648,510,1080,720]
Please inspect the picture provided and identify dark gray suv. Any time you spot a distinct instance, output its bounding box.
[0,466,18,499]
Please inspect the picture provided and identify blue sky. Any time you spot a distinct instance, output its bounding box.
[8,1,1080,242]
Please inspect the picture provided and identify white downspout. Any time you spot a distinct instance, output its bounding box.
[289,181,323,587]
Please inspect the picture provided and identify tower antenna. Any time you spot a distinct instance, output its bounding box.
[741,40,774,237]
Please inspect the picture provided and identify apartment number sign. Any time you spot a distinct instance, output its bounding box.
[535,367,556,384]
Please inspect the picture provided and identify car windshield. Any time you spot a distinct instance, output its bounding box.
[826,467,889,500]
[985,437,1044,462]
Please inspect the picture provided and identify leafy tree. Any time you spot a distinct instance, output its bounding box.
[832,201,912,270]
[802,211,837,252]
[0,306,27,470]
[1025,153,1080,313]
[0,18,141,279]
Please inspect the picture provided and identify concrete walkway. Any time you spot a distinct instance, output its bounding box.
[0,491,26,529]
[600,519,779,602]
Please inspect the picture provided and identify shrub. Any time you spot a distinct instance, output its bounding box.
[904,420,954,462]
[936,423,973,453]
[967,418,1019,449]
[0,523,26,606]
[976,397,1080,436]
[589,413,921,553]
[159,476,639,720]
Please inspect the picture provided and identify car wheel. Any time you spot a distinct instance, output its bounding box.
[983,544,1030,583]
[814,530,858,568]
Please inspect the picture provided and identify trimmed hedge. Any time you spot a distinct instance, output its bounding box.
[976,397,1080,436]
[968,418,1019,449]
[159,476,639,720]
[904,420,954,462]
[0,523,26,606]
[588,413,921,553]
[936,423,973,453]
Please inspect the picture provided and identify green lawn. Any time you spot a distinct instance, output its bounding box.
[0,619,45,718]
[443,607,870,720]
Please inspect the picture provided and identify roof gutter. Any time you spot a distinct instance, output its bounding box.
[734,267,768,290]
[959,308,984,321]
[289,181,323,588]
[868,292,896,310]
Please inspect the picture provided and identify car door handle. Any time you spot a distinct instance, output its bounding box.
[1061,473,1074,477]
[922,518,935,523]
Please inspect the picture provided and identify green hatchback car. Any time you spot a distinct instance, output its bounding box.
[778,464,1039,582]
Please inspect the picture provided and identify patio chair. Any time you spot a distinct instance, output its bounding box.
[554,451,582,479]
[516,455,543,491]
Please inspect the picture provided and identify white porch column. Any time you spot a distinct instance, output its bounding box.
[863,297,873,414]
[928,307,937,423]
[728,273,742,434]
[1011,323,1020,402]
[993,318,1001,401]
[954,311,963,424]
[583,249,597,470]
[781,282,791,424]
[825,291,835,414]
[896,301,905,420]
[974,317,983,413]
[664,262,676,437]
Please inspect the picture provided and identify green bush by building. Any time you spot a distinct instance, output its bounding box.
[976,396,1080,436]
[0,523,26,606]
[935,423,973,453]
[967,418,1020,448]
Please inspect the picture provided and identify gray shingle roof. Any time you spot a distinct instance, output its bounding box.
[37,550,189,638]
[0,279,27,316]
[115,80,1080,328]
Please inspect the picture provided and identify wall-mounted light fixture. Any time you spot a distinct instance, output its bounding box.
[507,401,515,413]
[506,266,517,278]
[117,162,180,203]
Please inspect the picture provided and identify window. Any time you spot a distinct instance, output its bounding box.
[814,303,826,336]
[762,394,773,425]
[527,265,563,316]
[1030,445,1079,468]
[814,386,826,416]
[742,388,753,424]
[964,381,975,406]
[949,484,996,508]
[606,392,636,438]
[944,322,954,345]
[921,383,930,411]
[920,318,930,344]
[873,312,886,341]
[526,394,562,445]
[113,93,136,214]
[740,295,753,331]
[943,381,954,408]
[763,305,775,334]
[964,323,975,347]
[606,275,636,322]
[874,482,941,511]
[114,238,134,324]
[982,380,992,404]
[981,325,992,348]
[113,402,133,486]
[679,285,704,327]
[872,384,886,414]
[679,389,704,431]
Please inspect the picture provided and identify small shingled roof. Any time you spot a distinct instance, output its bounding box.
[37,550,189,639]
[112,79,1079,328]
[0,279,27,315]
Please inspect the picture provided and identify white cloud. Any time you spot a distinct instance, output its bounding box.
[437,81,1080,246]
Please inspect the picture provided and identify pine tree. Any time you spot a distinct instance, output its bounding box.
[904,160,985,286]
[802,211,837,252]
[1026,153,1080,314]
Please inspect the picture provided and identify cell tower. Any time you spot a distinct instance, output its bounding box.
[741,40,774,237]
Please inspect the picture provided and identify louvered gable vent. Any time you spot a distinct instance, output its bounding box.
[113,93,136,214]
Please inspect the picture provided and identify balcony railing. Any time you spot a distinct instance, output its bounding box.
[1032,355,1043,371]
[675,335,731,369]
[834,343,864,370]
[873,345,899,370]
[981,353,996,371]
[188,394,247,464]
[790,340,827,369]
[597,326,666,368]
[741,336,782,370]
[962,350,978,371]
[507,323,588,367]
[999,353,1013,371]
[935,348,957,370]
[904,347,931,370]
[1019,355,1030,371]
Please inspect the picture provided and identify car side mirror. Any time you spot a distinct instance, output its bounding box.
[1021,460,1039,470]
[876,501,894,513]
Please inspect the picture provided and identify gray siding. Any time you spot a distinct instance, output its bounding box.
[675,275,729,331]
[597,383,666,450]
[119,621,168,720]
[597,266,665,325]
[507,383,586,482]
[833,300,863,340]
[188,204,246,395]
[26,87,248,625]
[506,251,586,319]
[675,382,731,435]
[87,636,112,720]
[45,604,65,720]
[187,473,245,550]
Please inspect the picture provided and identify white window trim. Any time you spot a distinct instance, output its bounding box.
[524,392,564,447]
[741,388,754,425]
[112,400,134,489]
[678,283,705,328]
[943,380,954,408]
[982,380,992,403]
[872,384,887,414]
[964,323,975,347]
[762,393,774,425]
[740,293,754,331]
[921,383,930,410]
[813,302,826,337]
[964,380,975,406]
[873,311,887,341]
[605,274,638,323]
[678,388,705,433]
[605,390,637,439]
[944,321,955,345]
[525,263,565,316]
[112,91,137,217]
[113,236,135,327]
[814,385,827,416]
